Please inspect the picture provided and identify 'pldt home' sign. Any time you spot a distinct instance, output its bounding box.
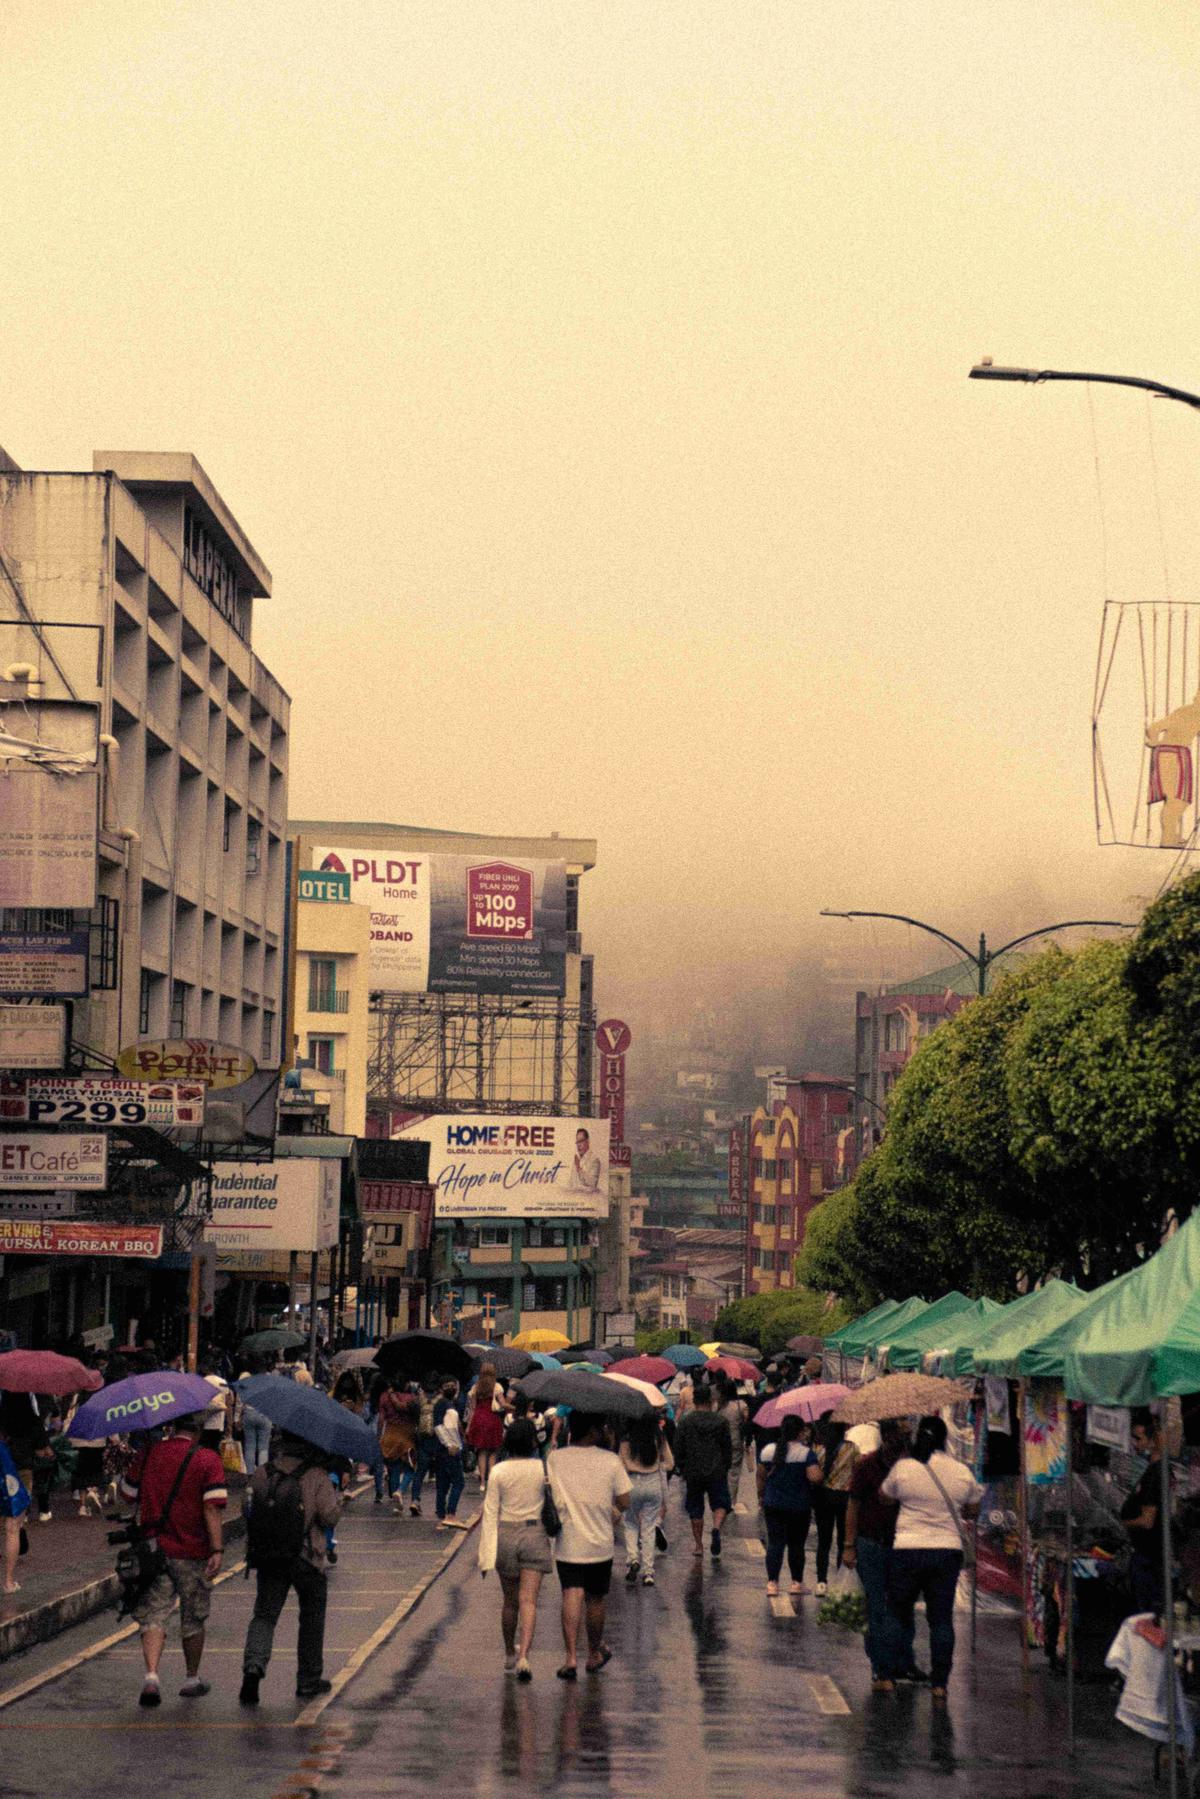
[299,870,350,903]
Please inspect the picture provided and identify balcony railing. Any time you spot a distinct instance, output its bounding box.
[307,989,350,1014]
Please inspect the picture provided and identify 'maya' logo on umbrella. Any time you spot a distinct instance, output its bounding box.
[105,1389,176,1422]
[320,853,347,872]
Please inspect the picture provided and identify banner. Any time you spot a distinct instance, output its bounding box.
[0,1219,162,1258]
[0,1005,67,1071]
[206,1158,341,1255]
[313,848,567,996]
[0,930,90,998]
[392,1114,610,1220]
[0,1132,107,1189]
[0,1076,205,1129]
[595,1019,630,1156]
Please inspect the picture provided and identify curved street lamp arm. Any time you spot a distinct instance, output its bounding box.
[986,919,1133,963]
[820,909,977,970]
[969,364,1200,414]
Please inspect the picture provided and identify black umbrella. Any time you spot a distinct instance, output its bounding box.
[240,1327,307,1358]
[375,1330,473,1384]
[602,1346,641,1365]
[517,1368,652,1419]
[464,1343,534,1380]
[559,1347,614,1366]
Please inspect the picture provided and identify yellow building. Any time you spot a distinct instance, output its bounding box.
[282,873,371,1137]
[745,1103,822,1294]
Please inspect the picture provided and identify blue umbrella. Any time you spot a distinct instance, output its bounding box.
[530,1352,564,1371]
[662,1344,707,1370]
[240,1375,381,1466]
[69,1372,216,1439]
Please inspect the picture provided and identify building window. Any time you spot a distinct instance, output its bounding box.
[884,1012,908,1053]
[752,1157,763,1179]
[261,1011,274,1062]
[534,1278,567,1310]
[139,968,153,1034]
[308,957,337,1010]
[89,896,119,991]
[763,1159,776,1181]
[478,1226,511,1248]
[169,979,189,1036]
[308,1035,335,1075]
[246,816,262,875]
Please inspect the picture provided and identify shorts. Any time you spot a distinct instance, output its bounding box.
[133,1556,213,1636]
[495,1521,553,1578]
[556,1558,613,1597]
[684,1476,732,1521]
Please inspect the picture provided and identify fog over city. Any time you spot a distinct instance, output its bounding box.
[5,2,1197,1066]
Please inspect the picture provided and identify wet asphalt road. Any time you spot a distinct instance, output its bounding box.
[0,1480,1162,1797]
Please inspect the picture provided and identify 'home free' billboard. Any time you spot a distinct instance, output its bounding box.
[313,849,567,997]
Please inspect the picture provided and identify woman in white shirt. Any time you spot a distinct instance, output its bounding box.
[478,1419,552,1680]
[880,1416,982,1700]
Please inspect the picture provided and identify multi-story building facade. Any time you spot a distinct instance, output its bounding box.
[743,1075,852,1294]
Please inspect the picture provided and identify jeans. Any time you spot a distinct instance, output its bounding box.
[243,1413,272,1471]
[243,1557,328,1690]
[763,1506,811,1585]
[435,1449,464,1519]
[856,1536,897,1680]
[623,1473,663,1576]
[411,1437,435,1508]
[814,1488,849,1585]
[887,1547,962,1687]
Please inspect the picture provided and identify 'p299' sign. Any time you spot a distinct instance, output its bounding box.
[0,1077,205,1130]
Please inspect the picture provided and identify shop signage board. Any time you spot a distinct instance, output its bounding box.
[312,847,567,996]
[206,1158,340,1255]
[0,769,99,909]
[358,1177,435,1229]
[0,1219,162,1258]
[595,1018,631,1159]
[298,870,350,903]
[0,1131,107,1189]
[0,930,90,998]
[0,1004,67,1070]
[0,1076,205,1129]
[392,1113,610,1221]
[116,1038,256,1090]
[0,1190,77,1218]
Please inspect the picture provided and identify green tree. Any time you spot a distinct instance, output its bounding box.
[713,1288,849,1357]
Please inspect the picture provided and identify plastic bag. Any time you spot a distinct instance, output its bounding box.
[221,1437,247,1477]
[817,1564,867,1631]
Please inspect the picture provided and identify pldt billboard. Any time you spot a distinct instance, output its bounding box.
[313,848,567,997]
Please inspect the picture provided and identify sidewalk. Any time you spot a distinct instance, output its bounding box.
[0,1473,250,1664]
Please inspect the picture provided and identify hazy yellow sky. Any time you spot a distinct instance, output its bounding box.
[5,2,1200,1027]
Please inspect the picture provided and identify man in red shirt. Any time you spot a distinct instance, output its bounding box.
[119,1411,227,1708]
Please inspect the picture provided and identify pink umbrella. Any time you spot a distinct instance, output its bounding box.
[706,1355,759,1383]
[0,1350,103,1396]
[613,1354,675,1386]
[754,1382,849,1430]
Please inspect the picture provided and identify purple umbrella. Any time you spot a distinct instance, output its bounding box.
[68,1371,217,1439]
[753,1383,850,1431]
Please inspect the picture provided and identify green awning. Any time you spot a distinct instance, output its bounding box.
[884,1293,995,1372]
[837,1295,929,1360]
[824,1298,899,1352]
[1059,1211,1200,1406]
[1016,1265,1141,1382]
[968,1280,1087,1379]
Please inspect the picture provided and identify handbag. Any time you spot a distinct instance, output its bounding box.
[221,1437,246,1477]
[379,1421,408,1462]
[922,1459,977,1567]
[541,1478,562,1539]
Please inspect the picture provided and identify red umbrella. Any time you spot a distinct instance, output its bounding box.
[0,1350,102,1396]
[611,1354,675,1386]
[706,1355,759,1383]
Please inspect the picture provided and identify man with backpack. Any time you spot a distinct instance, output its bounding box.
[239,1431,342,1705]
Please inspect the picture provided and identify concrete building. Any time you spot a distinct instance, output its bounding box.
[282,875,372,1137]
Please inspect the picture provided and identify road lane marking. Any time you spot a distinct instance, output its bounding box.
[293,1515,478,1727]
[768,1596,794,1619]
[805,1673,851,1716]
[742,1539,765,1559]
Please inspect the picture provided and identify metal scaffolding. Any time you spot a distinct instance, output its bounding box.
[367,991,595,1118]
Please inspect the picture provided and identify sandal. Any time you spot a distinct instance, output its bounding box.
[765,1581,779,1597]
[586,1648,613,1673]
[556,1665,577,1681]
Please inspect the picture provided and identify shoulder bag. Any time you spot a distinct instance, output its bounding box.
[541,1471,562,1538]
[116,1443,200,1612]
[921,1458,976,1567]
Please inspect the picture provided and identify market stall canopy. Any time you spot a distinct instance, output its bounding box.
[824,1299,899,1352]
[885,1295,1000,1373]
[967,1280,1087,1379]
[1016,1267,1140,1381]
[1060,1210,1200,1406]
[836,1296,929,1361]
[876,1292,976,1372]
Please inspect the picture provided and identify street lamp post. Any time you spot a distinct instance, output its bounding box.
[969,360,1200,414]
[820,909,1132,997]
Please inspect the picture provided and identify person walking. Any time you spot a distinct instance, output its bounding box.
[377,1376,419,1513]
[749,1368,784,1506]
[478,1419,552,1679]
[466,1364,510,1493]
[239,1432,342,1705]
[410,1382,438,1516]
[0,1429,30,1594]
[715,1374,749,1511]
[759,1415,822,1597]
[433,1380,468,1528]
[842,1419,910,1690]
[547,1412,630,1678]
[119,1410,227,1707]
[880,1416,982,1702]
[236,1353,274,1472]
[672,1384,733,1559]
[1122,1409,1168,1615]
[813,1417,857,1596]
[619,1414,672,1587]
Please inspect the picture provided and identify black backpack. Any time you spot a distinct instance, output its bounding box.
[246,1461,309,1571]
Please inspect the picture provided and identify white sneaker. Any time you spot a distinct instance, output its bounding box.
[815,1581,827,1596]
[37,1512,52,1524]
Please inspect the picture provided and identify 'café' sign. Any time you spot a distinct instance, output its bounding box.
[116,1038,256,1091]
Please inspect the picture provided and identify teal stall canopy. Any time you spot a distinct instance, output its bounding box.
[966,1280,1087,1379]
[837,1295,929,1361]
[1062,1211,1200,1406]
[884,1293,996,1373]
[824,1299,899,1352]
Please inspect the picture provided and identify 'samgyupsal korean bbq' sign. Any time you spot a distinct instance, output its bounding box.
[116,1039,256,1091]
[0,1219,162,1258]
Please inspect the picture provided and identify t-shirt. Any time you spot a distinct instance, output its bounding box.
[202,1374,230,1433]
[120,1435,228,1561]
[881,1452,982,1552]
[1121,1463,1162,1558]
[673,1410,733,1483]
[548,1447,631,1564]
[478,1457,547,1573]
[1106,1615,1195,1752]
[849,1449,900,1546]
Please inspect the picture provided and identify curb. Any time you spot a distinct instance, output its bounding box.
[0,1511,248,1667]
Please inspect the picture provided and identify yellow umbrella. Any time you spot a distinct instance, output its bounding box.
[511,1328,571,1353]
[698,1342,722,1358]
